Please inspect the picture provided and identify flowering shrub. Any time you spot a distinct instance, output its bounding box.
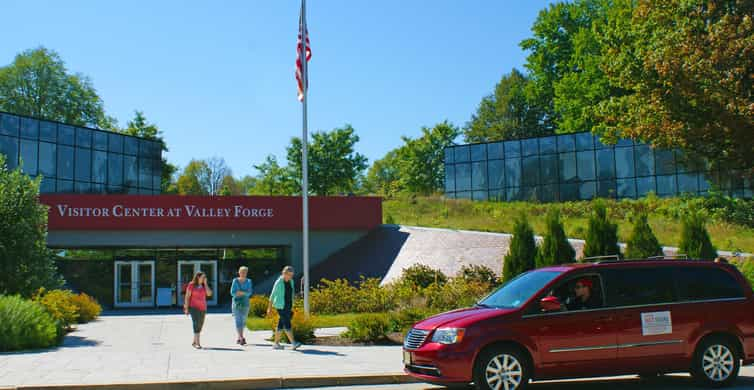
[265,308,316,343]
[32,288,79,330]
[70,293,102,323]
[248,295,270,318]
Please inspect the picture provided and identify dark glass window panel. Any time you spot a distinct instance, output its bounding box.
[124,155,138,188]
[594,136,608,149]
[521,186,537,201]
[20,139,38,175]
[559,152,577,182]
[636,176,656,197]
[39,121,57,142]
[75,148,91,182]
[557,134,575,153]
[506,187,521,201]
[540,184,557,202]
[635,145,655,176]
[58,125,74,145]
[576,133,595,151]
[522,138,538,156]
[655,149,675,175]
[488,160,504,189]
[598,180,617,198]
[489,190,505,201]
[678,173,699,194]
[656,175,676,196]
[125,186,138,194]
[472,191,488,201]
[605,268,675,307]
[454,163,471,191]
[445,192,456,199]
[579,181,596,200]
[614,147,634,178]
[445,165,455,193]
[75,182,91,193]
[576,151,595,181]
[93,150,107,183]
[487,142,504,160]
[39,142,56,177]
[454,145,470,162]
[76,128,92,148]
[444,148,453,164]
[596,149,616,180]
[560,182,579,201]
[456,191,471,200]
[522,156,539,186]
[40,177,55,193]
[90,183,104,193]
[150,141,162,158]
[676,268,743,300]
[109,153,124,186]
[539,136,557,154]
[109,186,125,194]
[504,140,521,158]
[617,178,636,198]
[472,161,487,190]
[109,133,124,153]
[616,138,634,147]
[0,135,18,169]
[0,114,19,136]
[125,137,139,156]
[56,180,74,193]
[504,158,521,187]
[56,145,74,180]
[20,118,38,139]
[540,154,558,184]
[699,174,712,192]
[471,144,486,161]
[94,131,108,151]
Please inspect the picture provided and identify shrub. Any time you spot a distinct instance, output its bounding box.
[391,307,437,333]
[679,210,718,259]
[32,288,79,330]
[399,264,448,289]
[425,278,493,312]
[503,212,537,282]
[458,264,499,286]
[0,295,59,351]
[536,208,575,267]
[248,295,269,318]
[265,308,316,343]
[343,313,393,342]
[625,213,663,259]
[583,200,621,260]
[70,293,102,323]
[354,277,397,313]
[310,278,359,314]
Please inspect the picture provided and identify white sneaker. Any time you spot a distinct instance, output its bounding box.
[292,342,302,350]
[272,344,284,350]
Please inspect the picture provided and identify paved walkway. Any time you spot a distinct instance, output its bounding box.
[0,313,403,387]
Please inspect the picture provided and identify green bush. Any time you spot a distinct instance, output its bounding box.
[458,264,499,285]
[625,212,663,259]
[503,212,537,281]
[310,278,359,314]
[343,313,393,342]
[33,288,79,329]
[248,295,269,318]
[0,295,59,351]
[391,307,437,333]
[70,293,102,323]
[536,208,575,267]
[399,264,448,289]
[583,200,621,260]
[354,277,397,313]
[425,278,494,312]
[679,210,718,259]
[266,308,316,343]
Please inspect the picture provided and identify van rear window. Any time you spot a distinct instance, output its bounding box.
[604,268,675,307]
[675,267,744,301]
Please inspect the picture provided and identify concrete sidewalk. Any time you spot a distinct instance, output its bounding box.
[0,314,406,388]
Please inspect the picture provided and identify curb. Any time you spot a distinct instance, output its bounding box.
[9,373,418,390]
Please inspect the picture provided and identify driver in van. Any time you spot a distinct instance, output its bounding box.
[565,278,601,310]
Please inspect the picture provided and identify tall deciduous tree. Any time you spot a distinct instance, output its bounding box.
[363,149,401,197]
[251,155,296,195]
[397,121,459,195]
[503,213,538,282]
[177,158,230,196]
[175,160,207,196]
[0,47,114,129]
[286,125,368,196]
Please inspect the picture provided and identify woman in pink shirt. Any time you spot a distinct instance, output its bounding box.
[183,271,213,349]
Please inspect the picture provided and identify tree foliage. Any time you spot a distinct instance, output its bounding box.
[0,156,62,297]
[503,213,538,282]
[121,110,176,193]
[536,208,575,267]
[396,121,459,195]
[250,155,296,195]
[625,212,663,259]
[583,200,621,259]
[679,210,718,259]
[363,149,401,197]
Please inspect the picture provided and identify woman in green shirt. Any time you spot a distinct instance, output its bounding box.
[266,265,300,350]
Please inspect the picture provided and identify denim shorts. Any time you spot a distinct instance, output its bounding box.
[232,304,250,331]
[276,308,292,330]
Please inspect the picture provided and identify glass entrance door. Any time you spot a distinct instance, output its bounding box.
[114,261,155,307]
[178,260,218,306]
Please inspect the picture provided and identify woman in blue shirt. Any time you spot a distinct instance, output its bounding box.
[230,266,253,345]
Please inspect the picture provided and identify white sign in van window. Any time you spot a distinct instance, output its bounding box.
[641,311,672,336]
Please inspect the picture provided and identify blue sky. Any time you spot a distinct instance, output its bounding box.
[0,0,552,177]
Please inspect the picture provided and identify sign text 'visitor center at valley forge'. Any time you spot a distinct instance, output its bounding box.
[0,111,381,309]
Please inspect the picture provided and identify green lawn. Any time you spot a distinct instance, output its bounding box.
[246,312,365,331]
[383,196,754,254]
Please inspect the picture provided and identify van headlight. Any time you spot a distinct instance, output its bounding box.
[431,328,465,344]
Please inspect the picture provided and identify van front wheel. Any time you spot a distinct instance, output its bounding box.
[474,346,531,390]
[691,336,740,388]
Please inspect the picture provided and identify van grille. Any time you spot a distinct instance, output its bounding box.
[404,328,430,350]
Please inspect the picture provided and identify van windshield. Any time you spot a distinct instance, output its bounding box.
[478,270,562,309]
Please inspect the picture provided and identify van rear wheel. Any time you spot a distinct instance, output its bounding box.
[691,336,740,388]
[473,346,531,390]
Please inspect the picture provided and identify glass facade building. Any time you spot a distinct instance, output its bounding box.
[0,111,163,194]
[444,132,752,202]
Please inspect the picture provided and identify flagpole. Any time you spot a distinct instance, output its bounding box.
[301,0,310,317]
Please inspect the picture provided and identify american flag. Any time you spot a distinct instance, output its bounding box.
[296,0,311,102]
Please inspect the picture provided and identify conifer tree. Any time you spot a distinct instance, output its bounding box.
[626,213,663,259]
[503,213,538,282]
[536,208,575,267]
[583,200,620,260]
[679,211,718,259]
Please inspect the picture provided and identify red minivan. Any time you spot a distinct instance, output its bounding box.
[403,260,754,389]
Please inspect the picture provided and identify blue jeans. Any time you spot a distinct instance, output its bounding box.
[232,304,250,331]
[276,308,292,331]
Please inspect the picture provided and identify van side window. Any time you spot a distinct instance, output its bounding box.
[675,267,744,301]
[604,268,675,307]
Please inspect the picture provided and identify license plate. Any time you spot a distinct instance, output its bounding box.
[403,350,412,365]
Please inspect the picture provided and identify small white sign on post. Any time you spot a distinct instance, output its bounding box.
[641,311,672,336]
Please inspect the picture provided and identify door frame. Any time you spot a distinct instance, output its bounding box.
[113,260,156,308]
[177,260,218,306]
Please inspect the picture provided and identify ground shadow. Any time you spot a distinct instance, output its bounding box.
[295,348,345,356]
[61,335,101,348]
[200,347,244,352]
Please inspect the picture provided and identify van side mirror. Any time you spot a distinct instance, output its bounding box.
[540,296,562,312]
